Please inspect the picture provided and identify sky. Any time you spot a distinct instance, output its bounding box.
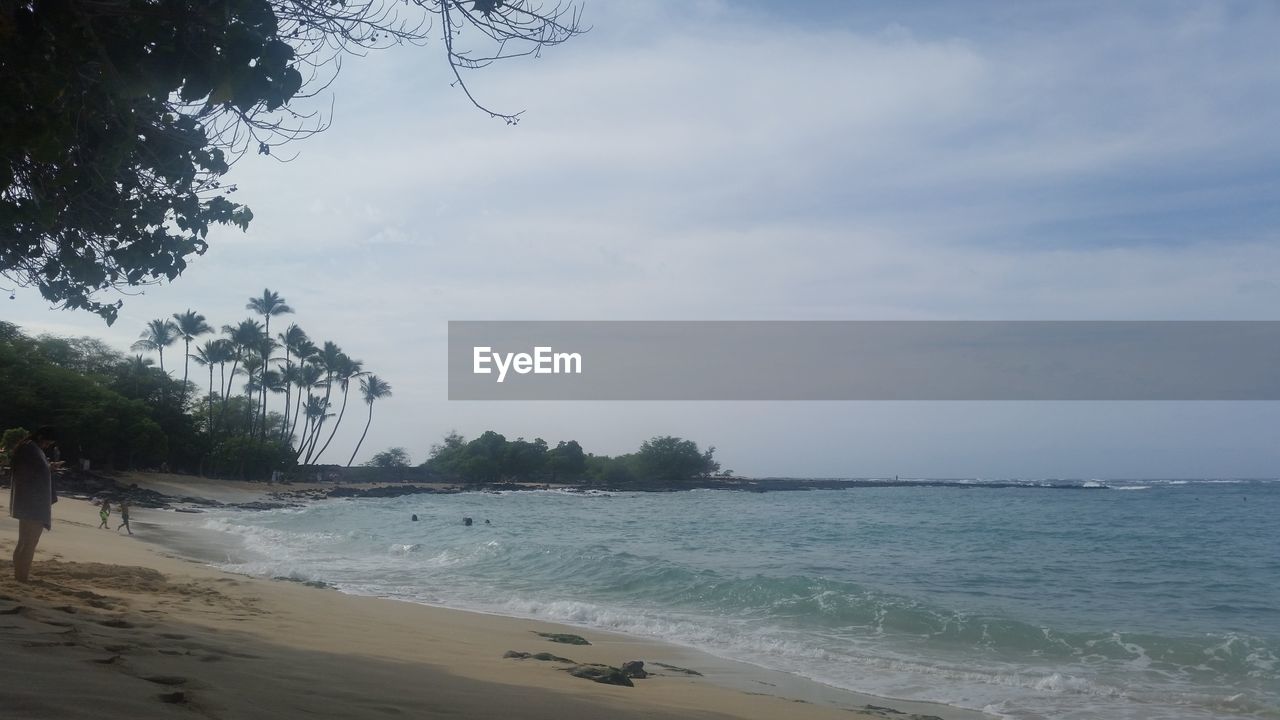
[5,0,1280,478]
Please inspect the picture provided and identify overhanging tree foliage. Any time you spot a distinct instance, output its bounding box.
[0,0,583,322]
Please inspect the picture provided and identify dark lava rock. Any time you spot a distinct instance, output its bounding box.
[620,660,647,679]
[229,501,297,511]
[565,664,633,687]
[326,485,442,499]
[272,576,332,589]
[504,650,575,663]
[534,631,591,645]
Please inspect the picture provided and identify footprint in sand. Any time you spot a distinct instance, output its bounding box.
[157,691,188,704]
[144,675,189,686]
[98,618,135,628]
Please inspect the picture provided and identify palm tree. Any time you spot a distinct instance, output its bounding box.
[290,361,323,450]
[251,334,280,438]
[246,289,293,343]
[347,374,392,467]
[278,324,309,443]
[241,354,264,434]
[260,369,286,439]
[312,354,364,463]
[279,364,301,445]
[127,354,155,396]
[302,341,343,463]
[172,309,213,394]
[298,395,331,460]
[220,319,265,432]
[209,338,235,435]
[190,340,223,434]
[247,290,292,429]
[131,318,179,374]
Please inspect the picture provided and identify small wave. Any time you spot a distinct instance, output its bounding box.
[1113,486,1151,491]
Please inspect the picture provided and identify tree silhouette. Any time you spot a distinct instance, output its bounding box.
[131,319,180,374]
[172,309,214,393]
[348,375,392,467]
[1,2,584,322]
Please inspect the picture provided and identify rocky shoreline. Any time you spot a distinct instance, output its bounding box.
[34,468,1111,514]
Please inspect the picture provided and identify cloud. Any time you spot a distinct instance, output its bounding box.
[7,1,1280,475]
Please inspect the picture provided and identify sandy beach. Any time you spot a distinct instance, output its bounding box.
[0,481,982,720]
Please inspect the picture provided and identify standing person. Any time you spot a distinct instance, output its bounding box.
[98,499,111,529]
[116,501,132,535]
[9,426,57,582]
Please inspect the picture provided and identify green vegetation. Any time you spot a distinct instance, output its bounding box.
[364,447,412,468]
[0,2,583,322]
[423,431,720,486]
[0,288,390,480]
[2,289,724,485]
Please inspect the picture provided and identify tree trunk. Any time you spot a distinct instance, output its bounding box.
[289,386,305,447]
[181,338,190,394]
[312,382,351,463]
[347,403,374,467]
[218,357,239,432]
[280,351,291,444]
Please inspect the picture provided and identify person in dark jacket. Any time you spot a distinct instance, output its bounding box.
[9,426,59,582]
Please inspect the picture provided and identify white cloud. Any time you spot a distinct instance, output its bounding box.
[7,2,1280,475]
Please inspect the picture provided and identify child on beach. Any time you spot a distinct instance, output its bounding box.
[117,501,132,535]
[98,500,111,529]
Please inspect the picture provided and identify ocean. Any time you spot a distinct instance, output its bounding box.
[194,479,1279,720]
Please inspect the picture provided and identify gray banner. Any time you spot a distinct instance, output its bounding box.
[447,321,1280,400]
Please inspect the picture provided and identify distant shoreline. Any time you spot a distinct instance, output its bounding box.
[44,469,1149,514]
[51,469,1275,515]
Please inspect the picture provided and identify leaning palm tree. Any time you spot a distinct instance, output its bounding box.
[290,361,323,450]
[131,318,179,374]
[312,354,364,463]
[347,374,392,467]
[297,395,331,461]
[172,309,213,393]
[303,341,343,463]
[279,364,301,445]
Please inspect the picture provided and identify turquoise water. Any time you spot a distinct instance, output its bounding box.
[201,480,1279,720]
